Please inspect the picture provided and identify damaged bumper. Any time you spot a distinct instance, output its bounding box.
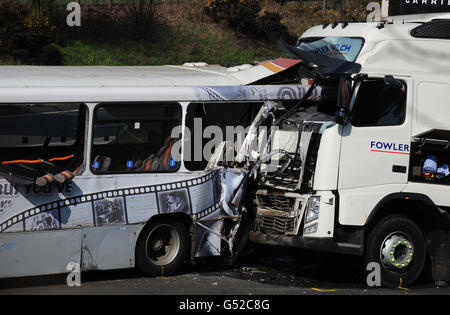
[251,188,364,256]
[249,230,364,256]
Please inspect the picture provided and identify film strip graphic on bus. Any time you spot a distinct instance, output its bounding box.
[0,170,222,234]
[192,85,323,102]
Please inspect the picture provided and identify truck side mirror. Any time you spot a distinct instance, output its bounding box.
[335,77,352,125]
[335,107,350,125]
[384,75,403,90]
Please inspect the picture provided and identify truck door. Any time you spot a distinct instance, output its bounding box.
[338,77,412,224]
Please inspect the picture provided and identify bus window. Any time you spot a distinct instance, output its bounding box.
[0,103,87,182]
[184,102,261,171]
[91,103,182,174]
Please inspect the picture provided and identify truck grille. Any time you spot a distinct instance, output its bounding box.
[257,194,296,212]
[256,215,296,234]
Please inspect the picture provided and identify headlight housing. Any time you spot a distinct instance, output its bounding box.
[303,223,318,235]
[305,196,321,224]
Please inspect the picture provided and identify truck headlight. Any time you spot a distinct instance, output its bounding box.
[303,223,318,235]
[305,196,321,224]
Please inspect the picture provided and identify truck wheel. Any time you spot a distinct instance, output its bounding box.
[136,220,190,277]
[366,215,426,288]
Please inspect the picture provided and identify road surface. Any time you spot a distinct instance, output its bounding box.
[1,246,448,295]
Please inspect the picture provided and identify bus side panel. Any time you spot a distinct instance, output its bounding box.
[0,229,81,278]
[81,224,144,271]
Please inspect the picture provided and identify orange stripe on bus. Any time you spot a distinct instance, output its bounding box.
[262,62,284,73]
[2,160,43,165]
[48,155,74,162]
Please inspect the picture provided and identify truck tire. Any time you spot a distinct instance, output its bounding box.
[365,215,426,288]
[136,220,190,277]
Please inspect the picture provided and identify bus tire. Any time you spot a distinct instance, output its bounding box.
[136,220,190,277]
[365,215,426,288]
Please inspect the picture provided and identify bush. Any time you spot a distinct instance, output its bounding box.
[207,0,260,33]
[0,1,62,65]
[257,11,293,42]
[52,1,159,43]
[206,0,294,43]
[38,44,62,65]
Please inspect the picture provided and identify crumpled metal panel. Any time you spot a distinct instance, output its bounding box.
[194,168,248,258]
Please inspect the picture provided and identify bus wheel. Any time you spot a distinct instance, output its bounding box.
[365,215,426,288]
[136,220,190,277]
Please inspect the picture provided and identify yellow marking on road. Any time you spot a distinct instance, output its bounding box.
[312,288,337,292]
[398,278,409,291]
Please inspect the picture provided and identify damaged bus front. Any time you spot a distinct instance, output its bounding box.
[232,74,351,251]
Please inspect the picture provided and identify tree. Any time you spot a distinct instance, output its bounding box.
[31,0,55,16]
[127,0,155,40]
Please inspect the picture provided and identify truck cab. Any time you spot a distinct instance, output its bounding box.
[249,13,450,287]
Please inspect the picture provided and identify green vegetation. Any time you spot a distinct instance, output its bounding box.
[1,0,373,66]
[55,23,279,66]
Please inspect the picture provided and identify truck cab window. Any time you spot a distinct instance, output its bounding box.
[91,103,181,174]
[351,79,407,127]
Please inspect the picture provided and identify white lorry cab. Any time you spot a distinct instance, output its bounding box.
[245,8,450,287]
[0,62,321,279]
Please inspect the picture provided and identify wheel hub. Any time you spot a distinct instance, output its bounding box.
[145,224,180,266]
[152,239,164,251]
[380,233,414,270]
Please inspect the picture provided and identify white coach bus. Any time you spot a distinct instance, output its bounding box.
[0,63,321,278]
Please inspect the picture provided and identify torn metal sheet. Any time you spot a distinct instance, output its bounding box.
[206,141,228,170]
[229,58,303,85]
[236,101,284,163]
[194,219,223,257]
[193,167,249,257]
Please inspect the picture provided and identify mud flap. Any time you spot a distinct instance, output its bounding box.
[428,228,450,282]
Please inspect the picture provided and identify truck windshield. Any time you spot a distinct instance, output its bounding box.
[297,37,364,62]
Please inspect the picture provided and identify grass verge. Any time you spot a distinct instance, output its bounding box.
[55,22,281,66]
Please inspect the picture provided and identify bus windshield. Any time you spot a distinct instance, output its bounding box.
[297,37,364,62]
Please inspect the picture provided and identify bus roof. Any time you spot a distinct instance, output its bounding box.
[0,61,321,103]
[0,66,322,103]
[0,65,240,88]
[0,59,303,88]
